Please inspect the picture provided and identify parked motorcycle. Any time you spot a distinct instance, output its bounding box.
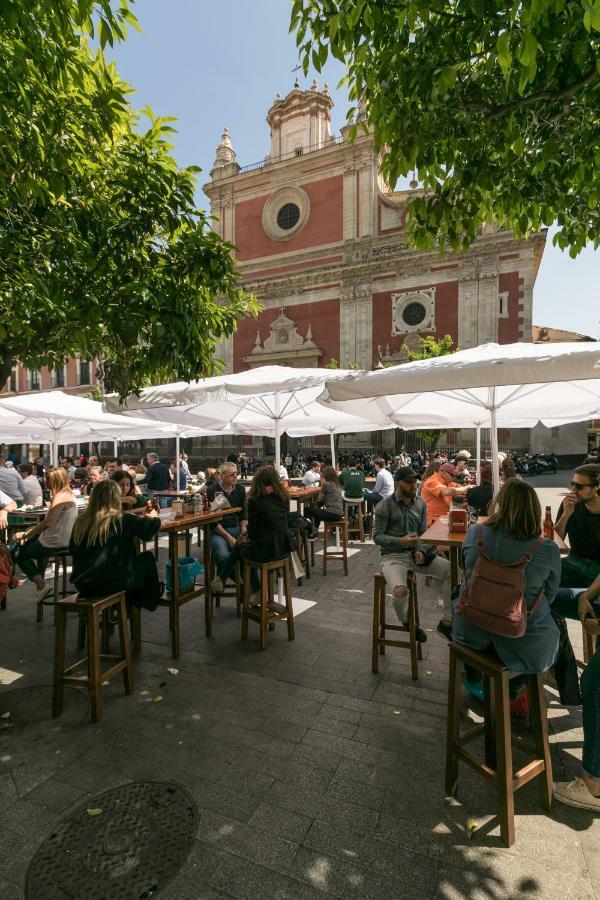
[529,452,559,475]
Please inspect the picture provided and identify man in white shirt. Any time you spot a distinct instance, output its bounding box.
[277,463,289,484]
[302,461,321,487]
[0,458,25,502]
[17,464,43,506]
[363,458,394,509]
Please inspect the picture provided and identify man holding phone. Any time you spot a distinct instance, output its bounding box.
[554,571,600,811]
[374,466,451,643]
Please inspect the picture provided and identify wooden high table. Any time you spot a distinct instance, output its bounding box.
[286,486,320,513]
[158,506,241,656]
[419,518,568,591]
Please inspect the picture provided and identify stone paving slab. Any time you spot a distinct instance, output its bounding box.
[0,486,597,899]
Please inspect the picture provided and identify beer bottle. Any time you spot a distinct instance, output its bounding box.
[543,506,554,539]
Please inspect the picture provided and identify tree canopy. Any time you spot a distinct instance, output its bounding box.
[0,0,257,398]
[291,0,600,257]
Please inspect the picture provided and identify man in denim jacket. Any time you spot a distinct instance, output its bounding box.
[374,466,451,643]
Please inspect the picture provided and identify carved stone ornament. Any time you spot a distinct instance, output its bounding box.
[391,288,436,336]
[243,308,323,368]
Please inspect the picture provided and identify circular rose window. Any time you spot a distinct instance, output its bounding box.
[277,203,300,230]
[402,302,427,326]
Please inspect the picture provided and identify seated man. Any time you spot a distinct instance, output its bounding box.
[374,466,451,643]
[421,463,465,525]
[302,460,321,488]
[363,458,394,509]
[556,463,600,591]
[137,452,170,505]
[0,489,17,533]
[554,571,600,812]
[339,463,365,500]
[465,463,494,517]
[208,461,248,592]
[0,457,24,502]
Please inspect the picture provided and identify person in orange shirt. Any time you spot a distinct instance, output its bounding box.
[421,462,465,525]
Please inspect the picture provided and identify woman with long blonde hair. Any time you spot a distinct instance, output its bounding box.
[70,480,163,610]
[12,466,77,602]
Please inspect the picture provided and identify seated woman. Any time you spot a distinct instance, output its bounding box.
[465,462,494,517]
[12,467,78,603]
[304,466,344,537]
[453,478,560,715]
[70,480,163,611]
[111,469,145,512]
[211,466,294,604]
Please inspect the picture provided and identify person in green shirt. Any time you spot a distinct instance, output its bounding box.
[339,465,366,499]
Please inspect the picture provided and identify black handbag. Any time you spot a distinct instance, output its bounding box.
[551,611,582,706]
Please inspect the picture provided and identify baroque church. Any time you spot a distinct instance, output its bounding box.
[204,80,544,377]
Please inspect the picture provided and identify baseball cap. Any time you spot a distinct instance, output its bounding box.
[440,463,459,476]
[394,465,418,481]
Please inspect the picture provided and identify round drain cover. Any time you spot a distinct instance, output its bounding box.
[26,781,196,900]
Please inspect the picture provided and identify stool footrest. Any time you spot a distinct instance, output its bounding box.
[455,747,497,783]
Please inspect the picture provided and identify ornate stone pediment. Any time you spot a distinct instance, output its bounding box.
[243,308,323,368]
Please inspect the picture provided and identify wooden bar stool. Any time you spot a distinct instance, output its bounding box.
[343,495,365,543]
[291,528,311,585]
[77,603,142,653]
[53,591,133,723]
[322,520,348,576]
[445,641,553,847]
[372,571,422,679]
[582,626,596,666]
[36,549,73,622]
[241,557,294,651]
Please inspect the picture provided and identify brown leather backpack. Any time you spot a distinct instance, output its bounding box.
[456,526,544,638]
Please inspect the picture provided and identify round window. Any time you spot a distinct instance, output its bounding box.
[402,302,427,327]
[277,203,301,231]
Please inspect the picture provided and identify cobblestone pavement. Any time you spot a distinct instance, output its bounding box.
[1,479,597,899]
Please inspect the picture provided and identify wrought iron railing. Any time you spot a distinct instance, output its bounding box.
[238,134,344,174]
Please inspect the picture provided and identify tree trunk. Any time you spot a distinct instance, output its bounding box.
[0,353,15,392]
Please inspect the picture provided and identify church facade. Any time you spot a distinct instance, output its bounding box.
[204,82,545,379]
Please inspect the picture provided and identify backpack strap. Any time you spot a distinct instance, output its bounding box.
[526,586,545,620]
[516,535,544,565]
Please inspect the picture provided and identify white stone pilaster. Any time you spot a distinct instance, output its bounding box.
[339,285,372,368]
[343,171,356,240]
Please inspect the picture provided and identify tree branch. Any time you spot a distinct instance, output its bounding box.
[489,70,598,119]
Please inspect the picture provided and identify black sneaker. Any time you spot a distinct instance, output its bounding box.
[436,619,452,641]
[404,622,428,643]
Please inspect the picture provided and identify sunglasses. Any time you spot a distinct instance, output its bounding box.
[570,481,594,490]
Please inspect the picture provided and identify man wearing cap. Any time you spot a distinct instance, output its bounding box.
[374,466,451,643]
[421,462,465,525]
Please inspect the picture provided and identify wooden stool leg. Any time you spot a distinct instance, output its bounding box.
[303,534,311,580]
[130,606,142,652]
[87,607,102,723]
[482,673,497,768]
[62,557,67,595]
[52,605,67,717]
[407,579,419,681]
[445,647,460,796]
[529,672,553,812]
[259,571,268,651]
[342,526,348,576]
[372,580,381,673]
[117,596,134,695]
[241,564,250,640]
[583,626,595,664]
[322,525,328,576]
[358,503,365,542]
[495,672,515,847]
[53,559,60,603]
[284,564,295,641]
[379,584,386,656]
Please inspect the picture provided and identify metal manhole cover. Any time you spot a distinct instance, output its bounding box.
[26,781,196,900]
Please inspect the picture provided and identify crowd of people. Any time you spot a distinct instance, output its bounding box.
[1,443,599,812]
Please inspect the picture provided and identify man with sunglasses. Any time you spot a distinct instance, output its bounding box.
[555,464,600,590]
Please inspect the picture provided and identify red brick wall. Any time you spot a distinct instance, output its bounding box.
[498,271,524,343]
[371,281,459,363]
[232,299,340,372]
[234,175,344,260]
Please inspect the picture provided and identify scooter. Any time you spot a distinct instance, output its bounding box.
[529,452,558,475]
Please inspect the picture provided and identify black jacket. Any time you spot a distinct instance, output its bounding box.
[246,493,294,563]
[70,514,161,595]
[139,462,170,492]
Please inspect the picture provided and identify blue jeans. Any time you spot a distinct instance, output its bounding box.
[211,526,240,580]
[363,490,384,509]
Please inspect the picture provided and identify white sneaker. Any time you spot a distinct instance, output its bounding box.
[554,778,600,812]
[210,576,224,593]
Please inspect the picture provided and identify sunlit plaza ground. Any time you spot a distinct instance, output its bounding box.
[1,473,598,899]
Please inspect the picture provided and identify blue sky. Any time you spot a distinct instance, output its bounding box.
[108,0,599,339]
